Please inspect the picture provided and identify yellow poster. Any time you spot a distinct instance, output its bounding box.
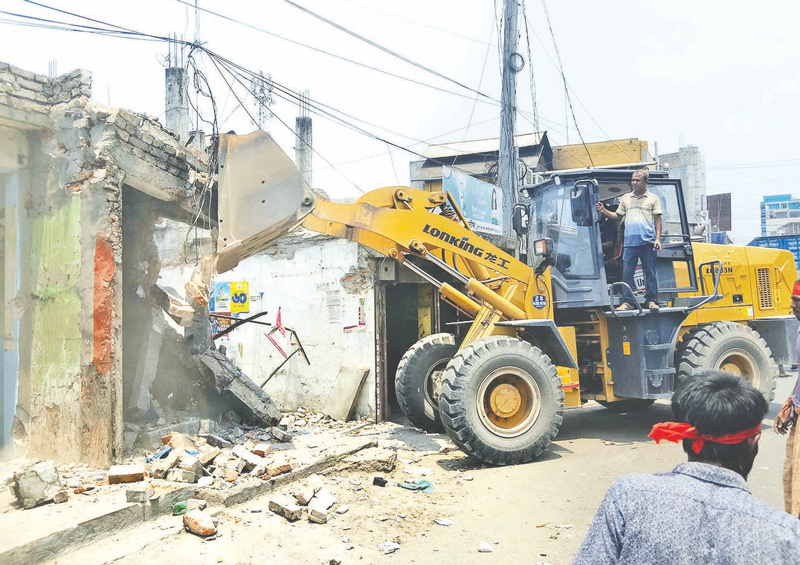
[230,281,249,314]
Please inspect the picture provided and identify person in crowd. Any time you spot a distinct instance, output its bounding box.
[573,372,800,564]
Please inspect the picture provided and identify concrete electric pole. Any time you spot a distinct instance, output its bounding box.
[499,0,521,239]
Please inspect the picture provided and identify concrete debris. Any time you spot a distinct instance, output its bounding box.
[166,467,197,483]
[203,434,233,449]
[433,518,455,526]
[310,488,336,512]
[126,483,154,503]
[232,444,265,472]
[151,284,195,327]
[478,541,493,553]
[167,432,197,451]
[378,541,401,554]
[108,465,145,484]
[12,460,62,509]
[337,448,397,473]
[269,495,304,522]
[336,505,349,515]
[195,348,281,427]
[183,510,217,537]
[268,427,292,443]
[403,466,433,477]
[151,449,180,479]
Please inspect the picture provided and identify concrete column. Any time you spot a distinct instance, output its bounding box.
[295,116,312,187]
[165,67,189,143]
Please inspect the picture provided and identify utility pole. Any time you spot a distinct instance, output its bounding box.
[499,0,520,239]
[295,90,313,187]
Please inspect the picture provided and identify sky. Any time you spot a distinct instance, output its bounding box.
[1,0,799,244]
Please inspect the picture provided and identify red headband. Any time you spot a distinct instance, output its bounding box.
[649,422,762,454]
[793,280,800,297]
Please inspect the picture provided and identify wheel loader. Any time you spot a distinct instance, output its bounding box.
[207,130,798,466]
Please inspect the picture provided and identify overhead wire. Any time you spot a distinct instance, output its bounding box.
[282,0,494,101]
[520,1,539,133]
[463,18,496,140]
[540,0,593,166]
[7,1,567,190]
[171,0,499,107]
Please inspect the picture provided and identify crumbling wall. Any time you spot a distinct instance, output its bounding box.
[1,60,209,465]
[0,63,126,465]
[211,234,377,420]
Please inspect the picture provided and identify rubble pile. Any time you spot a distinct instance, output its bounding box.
[268,473,338,524]
[144,429,295,488]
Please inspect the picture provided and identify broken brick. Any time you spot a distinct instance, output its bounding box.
[183,510,217,537]
[108,465,145,484]
[252,443,273,457]
[269,427,292,442]
[199,447,222,467]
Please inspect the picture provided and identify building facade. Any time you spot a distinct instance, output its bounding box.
[761,193,800,236]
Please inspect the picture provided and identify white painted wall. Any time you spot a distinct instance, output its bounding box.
[155,222,378,420]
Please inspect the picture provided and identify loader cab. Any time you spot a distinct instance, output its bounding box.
[524,170,698,310]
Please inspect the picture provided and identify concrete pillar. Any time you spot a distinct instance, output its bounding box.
[165,67,189,143]
[295,116,312,187]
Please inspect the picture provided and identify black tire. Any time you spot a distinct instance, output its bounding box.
[676,321,776,402]
[438,336,564,466]
[597,399,655,413]
[395,333,458,433]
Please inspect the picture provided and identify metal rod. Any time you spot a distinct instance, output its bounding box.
[417,252,470,284]
[211,311,271,340]
[399,257,445,287]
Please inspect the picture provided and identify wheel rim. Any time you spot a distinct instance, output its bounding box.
[715,348,760,387]
[476,366,541,438]
[425,358,450,410]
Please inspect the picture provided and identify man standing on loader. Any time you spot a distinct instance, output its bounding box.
[596,170,662,311]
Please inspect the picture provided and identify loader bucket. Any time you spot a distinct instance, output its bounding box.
[215,130,317,273]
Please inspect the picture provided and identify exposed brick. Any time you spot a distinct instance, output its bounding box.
[132,147,146,160]
[153,138,165,150]
[128,135,148,151]
[117,129,130,142]
[141,132,154,145]
[17,77,43,92]
[148,147,168,162]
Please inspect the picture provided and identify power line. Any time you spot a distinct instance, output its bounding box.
[540,0,594,166]
[171,0,499,107]
[282,0,493,101]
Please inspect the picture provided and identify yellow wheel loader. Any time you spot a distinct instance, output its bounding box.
[208,130,797,466]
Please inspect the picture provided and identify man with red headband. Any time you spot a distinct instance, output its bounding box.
[573,372,800,564]
[774,279,800,516]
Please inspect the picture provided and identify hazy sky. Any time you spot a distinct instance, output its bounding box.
[1,0,798,243]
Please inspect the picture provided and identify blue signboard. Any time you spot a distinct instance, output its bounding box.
[442,167,503,236]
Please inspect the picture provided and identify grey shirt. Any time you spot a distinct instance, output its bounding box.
[573,462,800,564]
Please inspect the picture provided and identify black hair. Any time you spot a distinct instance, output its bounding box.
[672,371,767,462]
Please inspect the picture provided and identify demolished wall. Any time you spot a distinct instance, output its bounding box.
[202,231,378,420]
[0,60,210,465]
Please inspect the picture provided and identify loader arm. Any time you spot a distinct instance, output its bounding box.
[204,131,553,349]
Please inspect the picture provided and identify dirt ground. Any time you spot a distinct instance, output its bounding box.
[39,374,794,565]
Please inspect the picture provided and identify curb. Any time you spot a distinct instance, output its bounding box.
[1,440,376,565]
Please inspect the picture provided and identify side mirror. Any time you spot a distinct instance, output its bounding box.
[512,203,529,236]
[570,180,597,227]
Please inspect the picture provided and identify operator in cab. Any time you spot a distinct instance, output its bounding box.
[595,170,662,311]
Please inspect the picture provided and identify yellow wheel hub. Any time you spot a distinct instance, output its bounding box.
[490,384,522,417]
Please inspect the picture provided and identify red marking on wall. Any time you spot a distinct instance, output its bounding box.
[93,237,115,375]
